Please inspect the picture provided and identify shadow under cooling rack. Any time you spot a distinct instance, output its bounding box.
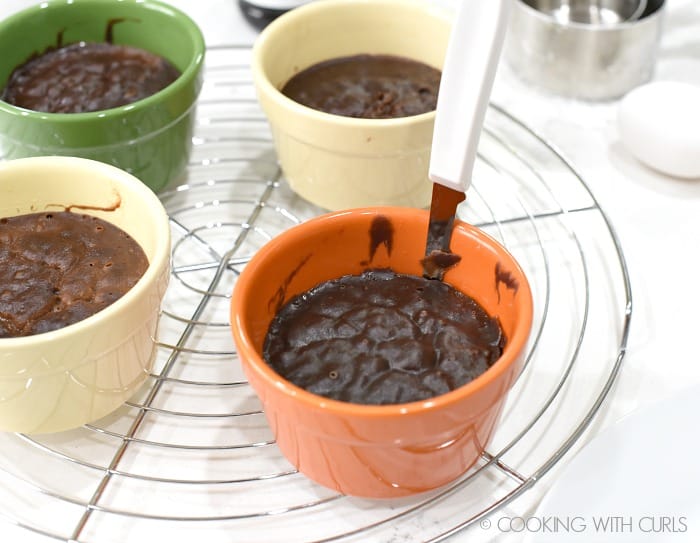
[0,46,631,543]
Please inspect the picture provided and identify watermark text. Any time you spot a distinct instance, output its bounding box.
[478,515,688,535]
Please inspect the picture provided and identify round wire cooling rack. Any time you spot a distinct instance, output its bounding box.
[0,46,631,543]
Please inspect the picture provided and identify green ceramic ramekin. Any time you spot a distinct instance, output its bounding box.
[0,0,205,192]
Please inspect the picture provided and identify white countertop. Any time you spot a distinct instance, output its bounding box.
[2,0,699,541]
[491,0,700,415]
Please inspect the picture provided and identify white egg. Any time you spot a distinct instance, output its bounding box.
[618,81,700,179]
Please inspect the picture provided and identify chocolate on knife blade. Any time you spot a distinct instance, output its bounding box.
[422,182,464,280]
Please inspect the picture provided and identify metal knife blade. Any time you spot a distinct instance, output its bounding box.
[420,0,510,280]
[422,183,465,280]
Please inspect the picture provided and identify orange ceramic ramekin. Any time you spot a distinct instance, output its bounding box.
[230,207,533,498]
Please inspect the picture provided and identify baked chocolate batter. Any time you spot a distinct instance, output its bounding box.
[1,42,180,113]
[0,211,148,337]
[281,54,441,119]
[263,269,504,405]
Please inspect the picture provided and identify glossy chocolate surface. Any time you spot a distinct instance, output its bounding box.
[2,42,180,113]
[264,269,504,405]
[281,54,441,119]
[0,211,148,337]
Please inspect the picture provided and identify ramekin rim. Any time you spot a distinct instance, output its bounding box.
[231,206,534,420]
[0,156,172,350]
[250,0,451,129]
[0,0,206,122]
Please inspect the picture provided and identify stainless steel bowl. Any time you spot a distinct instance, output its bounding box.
[506,0,665,100]
[531,0,647,24]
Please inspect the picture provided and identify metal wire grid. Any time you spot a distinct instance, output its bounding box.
[0,46,631,542]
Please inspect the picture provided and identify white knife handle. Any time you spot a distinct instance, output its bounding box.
[428,0,510,193]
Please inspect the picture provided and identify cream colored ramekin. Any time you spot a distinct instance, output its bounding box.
[252,0,452,211]
[0,157,170,433]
